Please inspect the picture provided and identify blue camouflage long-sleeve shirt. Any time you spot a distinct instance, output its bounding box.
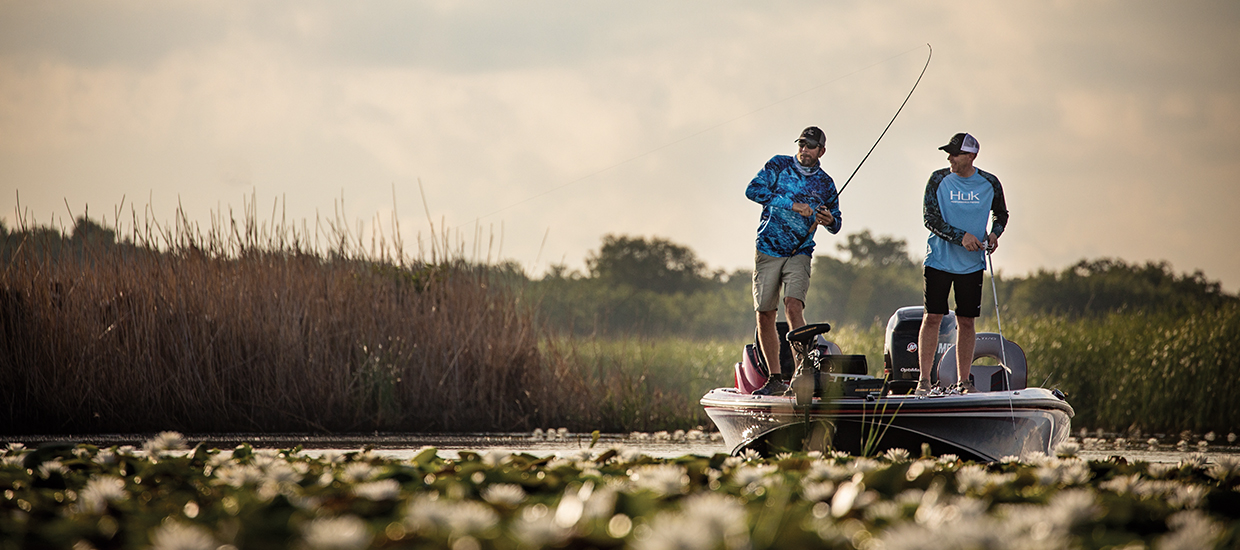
[745,155,842,258]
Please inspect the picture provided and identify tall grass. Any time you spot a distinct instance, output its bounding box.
[0,205,586,434]
[4,203,1237,436]
[982,307,1240,434]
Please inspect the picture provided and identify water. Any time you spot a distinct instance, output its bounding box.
[9,432,1239,463]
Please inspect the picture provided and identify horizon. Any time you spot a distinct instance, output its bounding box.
[5,207,1235,296]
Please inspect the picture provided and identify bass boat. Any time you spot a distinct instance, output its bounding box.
[701,306,1074,461]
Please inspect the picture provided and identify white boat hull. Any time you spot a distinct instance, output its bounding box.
[701,386,1074,461]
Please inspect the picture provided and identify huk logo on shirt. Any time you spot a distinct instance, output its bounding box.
[950,190,980,203]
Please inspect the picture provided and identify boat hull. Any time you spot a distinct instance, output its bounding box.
[701,387,1074,461]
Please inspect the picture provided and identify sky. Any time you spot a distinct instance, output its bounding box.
[3,1,1239,292]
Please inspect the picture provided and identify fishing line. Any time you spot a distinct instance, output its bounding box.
[790,43,931,254]
[836,43,931,195]
[454,43,933,231]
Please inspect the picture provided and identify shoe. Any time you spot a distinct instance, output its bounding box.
[914,379,933,397]
[754,375,790,396]
[951,381,978,395]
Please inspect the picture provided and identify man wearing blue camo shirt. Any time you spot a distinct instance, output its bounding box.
[916,132,1009,396]
[745,126,842,396]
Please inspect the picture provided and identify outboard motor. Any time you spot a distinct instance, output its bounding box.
[883,306,956,394]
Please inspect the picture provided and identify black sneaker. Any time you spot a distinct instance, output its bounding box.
[753,375,790,396]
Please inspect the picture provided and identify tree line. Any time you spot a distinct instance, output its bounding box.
[528,231,1238,338]
[4,218,1236,339]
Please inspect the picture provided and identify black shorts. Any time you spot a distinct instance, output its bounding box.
[924,266,983,317]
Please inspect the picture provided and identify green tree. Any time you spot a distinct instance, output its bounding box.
[585,234,709,294]
[807,230,922,327]
[1006,258,1237,318]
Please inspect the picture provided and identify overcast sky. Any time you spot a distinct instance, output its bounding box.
[3,1,1239,292]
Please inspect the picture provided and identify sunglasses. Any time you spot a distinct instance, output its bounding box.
[797,139,821,150]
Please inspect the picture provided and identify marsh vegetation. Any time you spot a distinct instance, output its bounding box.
[2,208,1237,435]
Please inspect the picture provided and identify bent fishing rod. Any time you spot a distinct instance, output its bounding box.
[795,43,932,252]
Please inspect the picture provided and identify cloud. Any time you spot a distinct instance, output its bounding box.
[1,0,1238,291]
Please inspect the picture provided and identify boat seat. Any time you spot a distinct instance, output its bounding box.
[787,322,832,344]
[937,333,1027,391]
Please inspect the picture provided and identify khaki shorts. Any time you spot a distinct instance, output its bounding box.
[752,251,811,312]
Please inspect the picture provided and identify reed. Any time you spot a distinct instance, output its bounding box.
[980,307,1240,434]
[0,204,572,434]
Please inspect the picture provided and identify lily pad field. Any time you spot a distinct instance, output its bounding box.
[4,433,1240,549]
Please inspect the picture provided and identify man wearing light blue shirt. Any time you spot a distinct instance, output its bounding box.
[916,132,1008,396]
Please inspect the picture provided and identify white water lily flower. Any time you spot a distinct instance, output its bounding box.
[731,464,777,488]
[1040,488,1102,528]
[37,460,66,479]
[148,520,218,550]
[1179,453,1207,470]
[633,509,716,550]
[481,483,526,507]
[301,515,372,550]
[864,500,905,523]
[883,448,912,463]
[143,431,187,454]
[582,484,619,520]
[935,454,961,465]
[800,480,836,502]
[353,479,401,501]
[807,460,852,482]
[955,465,991,493]
[629,464,689,497]
[1099,473,1143,495]
[738,448,762,462]
[511,508,571,548]
[1157,510,1224,550]
[214,464,264,488]
[608,444,644,464]
[1167,483,1209,510]
[447,501,500,536]
[1207,455,1240,482]
[1054,440,1081,457]
[681,492,747,535]
[341,462,378,483]
[76,475,127,515]
[263,460,302,485]
[5,442,25,454]
[404,495,454,533]
[205,450,234,468]
[481,450,510,468]
[94,448,117,466]
[1147,462,1178,479]
[849,457,882,474]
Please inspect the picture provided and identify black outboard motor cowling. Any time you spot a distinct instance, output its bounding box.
[883,306,956,394]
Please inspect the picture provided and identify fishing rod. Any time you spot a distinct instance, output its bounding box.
[986,242,1018,428]
[791,44,933,438]
[793,43,932,252]
[838,43,932,196]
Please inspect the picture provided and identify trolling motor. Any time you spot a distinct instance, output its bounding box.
[784,323,872,406]
[787,323,833,406]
